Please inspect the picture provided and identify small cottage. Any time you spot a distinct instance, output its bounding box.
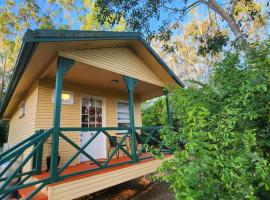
[0,29,183,200]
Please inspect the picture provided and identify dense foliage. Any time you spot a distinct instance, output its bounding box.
[96,0,269,54]
[156,41,270,199]
[142,98,167,126]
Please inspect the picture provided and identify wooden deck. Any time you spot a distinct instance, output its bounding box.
[19,155,172,200]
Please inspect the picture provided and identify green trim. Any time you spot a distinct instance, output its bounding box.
[51,56,74,182]
[0,126,170,198]
[25,182,48,200]
[123,76,138,163]
[23,29,140,42]
[0,29,184,118]
[163,89,173,126]
[3,178,50,194]
[60,127,131,131]
[59,131,103,174]
[34,130,44,174]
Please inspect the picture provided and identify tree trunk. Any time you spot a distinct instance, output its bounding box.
[203,0,244,41]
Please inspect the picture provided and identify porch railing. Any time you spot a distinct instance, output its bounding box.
[0,129,52,200]
[0,126,171,199]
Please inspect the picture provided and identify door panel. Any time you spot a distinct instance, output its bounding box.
[80,97,106,162]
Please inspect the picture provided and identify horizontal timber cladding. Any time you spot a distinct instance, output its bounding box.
[35,79,142,171]
[8,82,39,172]
[47,156,172,200]
[58,47,165,87]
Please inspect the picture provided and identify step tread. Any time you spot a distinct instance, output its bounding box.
[18,186,48,200]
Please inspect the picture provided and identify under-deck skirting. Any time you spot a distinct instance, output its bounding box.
[19,156,172,200]
[49,156,171,200]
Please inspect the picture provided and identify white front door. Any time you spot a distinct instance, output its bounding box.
[80,97,106,162]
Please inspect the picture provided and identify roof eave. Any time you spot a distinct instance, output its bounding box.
[23,29,140,42]
[0,41,38,118]
[0,29,184,118]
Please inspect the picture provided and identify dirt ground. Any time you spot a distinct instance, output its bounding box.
[76,177,175,200]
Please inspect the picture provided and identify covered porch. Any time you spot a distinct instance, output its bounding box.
[0,30,182,200]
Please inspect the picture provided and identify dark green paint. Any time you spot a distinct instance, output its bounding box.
[103,130,131,166]
[102,130,132,159]
[164,89,173,126]
[123,76,137,162]
[0,125,170,199]
[51,56,74,182]
[59,131,102,174]
[35,130,44,174]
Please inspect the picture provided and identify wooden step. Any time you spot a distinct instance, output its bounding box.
[18,186,48,200]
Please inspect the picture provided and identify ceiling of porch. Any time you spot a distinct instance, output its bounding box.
[44,58,164,101]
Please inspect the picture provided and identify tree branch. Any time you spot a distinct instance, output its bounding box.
[203,0,244,40]
[164,1,203,14]
[230,0,238,16]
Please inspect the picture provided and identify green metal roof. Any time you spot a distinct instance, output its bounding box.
[0,29,184,117]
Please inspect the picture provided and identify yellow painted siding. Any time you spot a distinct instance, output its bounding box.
[36,79,142,170]
[47,156,172,200]
[8,83,38,144]
[59,47,165,87]
[8,82,39,171]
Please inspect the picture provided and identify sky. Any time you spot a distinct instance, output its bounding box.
[0,0,269,44]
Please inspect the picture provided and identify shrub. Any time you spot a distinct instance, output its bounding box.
[158,41,270,199]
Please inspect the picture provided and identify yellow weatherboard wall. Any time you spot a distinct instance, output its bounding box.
[35,79,142,170]
[8,82,39,171]
[59,47,165,87]
[8,83,38,145]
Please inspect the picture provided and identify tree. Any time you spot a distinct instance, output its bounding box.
[0,0,127,102]
[0,0,127,144]
[95,0,269,53]
[142,98,167,126]
[151,3,268,81]
[80,0,126,31]
[157,40,270,199]
[151,10,223,81]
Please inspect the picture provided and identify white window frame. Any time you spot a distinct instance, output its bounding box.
[52,90,74,105]
[116,100,130,129]
[80,95,106,128]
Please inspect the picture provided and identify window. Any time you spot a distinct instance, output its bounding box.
[117,101,130,128]
[19,101,25,118]
[81,97,103,128]
[52,90,74,105]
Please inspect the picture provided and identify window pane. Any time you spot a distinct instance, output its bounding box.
[118,123,130,128]
[117,102,130,127]
[96,100,102,108]
[117,102,129,112]
[118,113,129,121]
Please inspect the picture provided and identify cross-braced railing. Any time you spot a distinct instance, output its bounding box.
[0,126,171,199]
[0,129,52,200]
[58,127,133,180]
[135,126,171,159]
